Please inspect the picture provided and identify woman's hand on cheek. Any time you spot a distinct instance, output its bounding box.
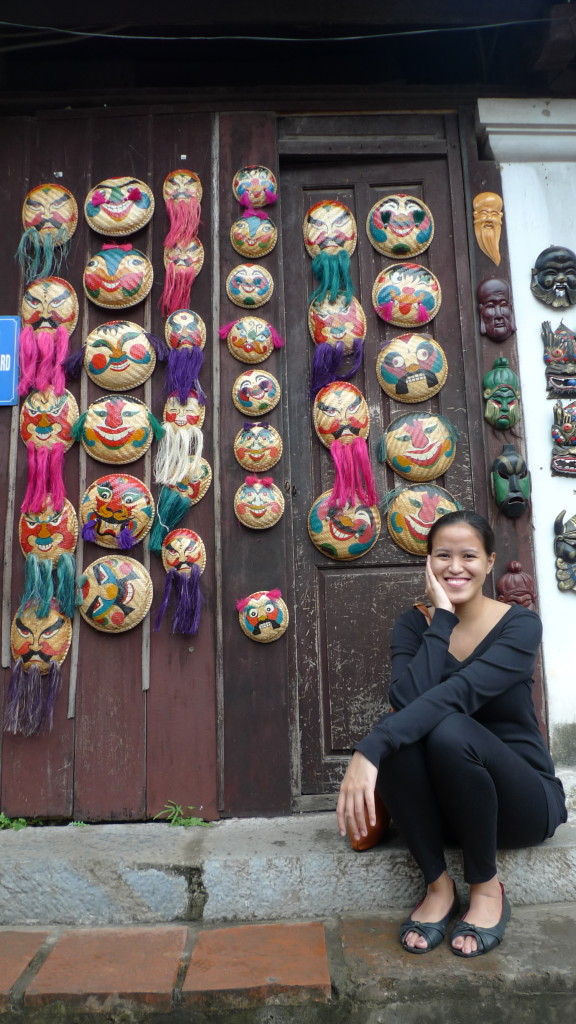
[336,751,378,840]
[426,556,455,613]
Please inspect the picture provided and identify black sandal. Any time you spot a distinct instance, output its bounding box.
[400,883,460,954]
[451,884,511,958]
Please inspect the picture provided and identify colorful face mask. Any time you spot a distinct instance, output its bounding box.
[497,561,536,610]
[78,395,157,463]
[163,391,205,429]
[163,239,204,277]
[84,177,154,236]
[234,475,285,529]
[554,509,576,592]
[11,602,72,673]
[84,320,156,390]
[18,184,78,282]
[303,200,357,258]
[224,316,277,364]
[163,169,203,204]
[372,263,442,328]
[366,194,434,258]
[483,358,520,430]
[237,590,289,642]
[226,264,274,308]
[81,474,154,548]
[19,499,78,560]
[21,276,79,336]
[232,368,281,416]
[380,413,457,481]
[308,491,380,560]
[230,214,277,258]
[79,555,153,632]
[491,444,531,517]
[542,321,576,396]
[84,245,153,309]
[385,485,461,555]
[308,295,366,351]
[20,389,78,450]
[313,382,369,447]
[234,421,283,472]
[232,165,278,208]
[164,309,206,350]
[472,192,503,266]
[161,528,206,576]
[376,333,448,403]
[167,457,212,505]
[551,399,576,475]
[531,246,576,308]
[477,279,516,342]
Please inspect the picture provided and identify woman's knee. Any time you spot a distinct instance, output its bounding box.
[424,713,474,762]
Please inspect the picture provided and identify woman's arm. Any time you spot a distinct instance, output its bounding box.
[388,607,458,710]
[358,608,542,767]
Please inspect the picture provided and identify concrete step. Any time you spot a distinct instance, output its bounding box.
[0,768,574,928]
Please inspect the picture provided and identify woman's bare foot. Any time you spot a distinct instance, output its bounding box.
[451,876,503,956]
[403,871,456,950]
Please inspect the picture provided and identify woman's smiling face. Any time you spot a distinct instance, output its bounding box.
[428,523,495,604]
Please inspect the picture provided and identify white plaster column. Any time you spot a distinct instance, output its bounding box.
[478,99,576,760]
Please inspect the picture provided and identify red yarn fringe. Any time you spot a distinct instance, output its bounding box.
[164,197,201,249]
[159,262,197,317]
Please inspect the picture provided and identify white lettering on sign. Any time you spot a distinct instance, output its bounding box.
[0,355,11,371]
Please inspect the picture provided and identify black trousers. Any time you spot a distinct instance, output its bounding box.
[376,712,550,884]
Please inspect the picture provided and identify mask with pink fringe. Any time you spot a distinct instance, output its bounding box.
[19,276,79,397]
[312,381,378,510]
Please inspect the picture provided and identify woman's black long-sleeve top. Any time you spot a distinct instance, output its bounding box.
[355,604,567,837]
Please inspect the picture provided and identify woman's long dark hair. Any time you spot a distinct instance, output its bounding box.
[427,510,495,556]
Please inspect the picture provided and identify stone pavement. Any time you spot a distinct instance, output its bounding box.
[1,902,576,1023]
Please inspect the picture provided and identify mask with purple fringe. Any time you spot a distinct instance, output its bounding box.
[7,601,71,737]
[312,381,378,510]
[308,294,366,396]
[154,528,205,636]
[80,474,154,550]
[163,309,206,405]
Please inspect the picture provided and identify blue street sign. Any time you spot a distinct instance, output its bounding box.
[0,316,20,406]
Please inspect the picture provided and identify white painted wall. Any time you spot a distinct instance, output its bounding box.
[478,101,576,754]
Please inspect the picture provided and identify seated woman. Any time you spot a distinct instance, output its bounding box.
[336,510,567,958]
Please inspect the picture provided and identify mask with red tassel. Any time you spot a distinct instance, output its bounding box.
[17,184,78,282]
[308,294,366,395]
[160,239,204,317]
[232,165,278,209]
[163,170,202,249]
[20,388,78,514]
[219,316,284,365]
[19,276,78,397]
[154,528,205,635]
[312,381,378,509]
[84,176,155,236]
[163,309,206,404]
[236,589,289,643]
[7,600,71,736]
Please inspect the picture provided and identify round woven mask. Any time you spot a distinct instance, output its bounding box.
[19,499,78,560]
[232,165,278,208]
[80,474,154,549]
[84,245,153,309]
[165,309,206,350]
[376,333,448,403]
[163,238,204,277]
[308,490,380,560]
[162,169,203,204]
[161,528,206,575]
[234,422,283,472]
[21,276,79,336]
[84,177,154,236]
[20,389,78,451]
[303,200,357,258]
[167,457,212,505]
[234,477,285,529]
[313,382,369,448]
[381,413,456,481]
[79,555,153,632]
[308,295,366,351]
[80,395,155,464]
[22,184,78,243]
[372,263,441,327]
[84,320,156,390]
[366,194,434,258]
[226,264,274,308]
[238,590,289,642]
[230,214,277,258]
[226,317,276,364]
[11,602,72,672]
[386,484,460,555]
[232,369,280,416]
[163,391,205,429]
